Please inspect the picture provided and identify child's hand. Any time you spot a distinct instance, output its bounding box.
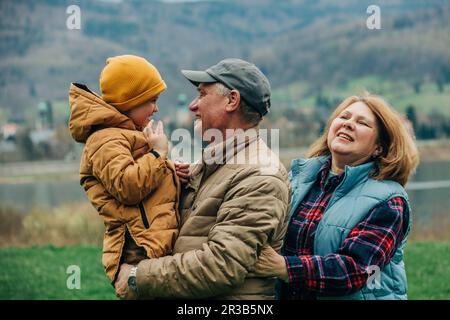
[143,120,168,159]
[174,161,190,184]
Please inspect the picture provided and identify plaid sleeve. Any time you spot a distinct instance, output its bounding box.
[284,197,409,296]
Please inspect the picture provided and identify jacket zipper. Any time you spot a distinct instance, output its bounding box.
[138,202,150,229]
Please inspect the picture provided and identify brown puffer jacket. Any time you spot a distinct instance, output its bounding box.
[136,130,291,299]
[68,83,180,283]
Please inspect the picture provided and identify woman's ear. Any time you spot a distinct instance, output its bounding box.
[225,90,241,112]
[373,145,383,157]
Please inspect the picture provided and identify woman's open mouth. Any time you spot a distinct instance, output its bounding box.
[336,132,354,142]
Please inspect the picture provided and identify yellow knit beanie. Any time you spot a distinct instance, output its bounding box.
[99,55,167,112]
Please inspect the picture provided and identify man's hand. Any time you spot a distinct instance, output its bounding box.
[115,263,138,300]
[143,120,169,159]
[174,161,190,184]
[254,246,289,282]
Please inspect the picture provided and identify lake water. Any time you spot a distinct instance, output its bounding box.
[0,161,449,223]
[0,178,87,212]
[407,160,450,226]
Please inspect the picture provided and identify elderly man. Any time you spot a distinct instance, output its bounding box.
[115,58,290,299]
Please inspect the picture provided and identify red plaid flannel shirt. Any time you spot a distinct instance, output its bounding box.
[280,159,409,299]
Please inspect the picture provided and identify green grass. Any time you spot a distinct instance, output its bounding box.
[0,242,449,299]
[404,242,450,299]
[0,245,115,300]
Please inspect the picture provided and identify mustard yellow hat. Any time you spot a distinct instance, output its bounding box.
[100,55,167,112]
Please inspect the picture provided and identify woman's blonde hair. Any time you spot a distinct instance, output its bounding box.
[307,92,419,186]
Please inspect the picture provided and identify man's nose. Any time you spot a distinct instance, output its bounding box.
[188,97,199,111]
[154,104,159,113]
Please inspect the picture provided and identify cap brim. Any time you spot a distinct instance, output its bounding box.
[181,70,217,87]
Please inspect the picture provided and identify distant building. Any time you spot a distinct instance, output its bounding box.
[29,129,55,145]
[0,123,20,161]
[37,101,54,130]
[2,123,19,141]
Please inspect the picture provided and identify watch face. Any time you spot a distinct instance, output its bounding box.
[128,276,137,290]
[127,266,138,291]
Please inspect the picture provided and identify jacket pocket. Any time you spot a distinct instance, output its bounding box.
[138,202,150,229]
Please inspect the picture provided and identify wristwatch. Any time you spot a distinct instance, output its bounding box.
[149,149,160,158]
[128,266,138,293]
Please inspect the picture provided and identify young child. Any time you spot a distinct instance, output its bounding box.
[68,55,180,286]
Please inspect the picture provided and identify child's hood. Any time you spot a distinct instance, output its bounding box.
[68,83,136,143]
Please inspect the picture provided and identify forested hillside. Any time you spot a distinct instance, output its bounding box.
[1,0,449,120]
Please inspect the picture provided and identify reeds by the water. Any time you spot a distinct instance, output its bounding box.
[0,201,449,248]
[0,202,103,247]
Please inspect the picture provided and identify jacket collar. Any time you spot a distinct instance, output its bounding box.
[188,127,261,189]
[291,155,376,194]
[202,127,259,165]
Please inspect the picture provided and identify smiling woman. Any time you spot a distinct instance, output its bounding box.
[309,93,419,186]
[254,92,420,300]
[326,101,382,174]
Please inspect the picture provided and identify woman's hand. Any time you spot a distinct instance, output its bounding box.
[174,161,190,184]
[254,246,289,282]
[143,120,168,159]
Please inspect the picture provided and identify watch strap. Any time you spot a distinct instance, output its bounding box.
[149,149,160,158]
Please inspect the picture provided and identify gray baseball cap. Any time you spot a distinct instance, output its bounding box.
[181,58,271,116]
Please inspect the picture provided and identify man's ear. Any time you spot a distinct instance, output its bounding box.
[225,90,241,112]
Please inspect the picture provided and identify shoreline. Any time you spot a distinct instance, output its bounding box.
[1,139,449,184]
